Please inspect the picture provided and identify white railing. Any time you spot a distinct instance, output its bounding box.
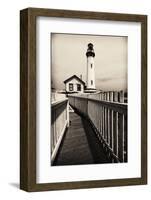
[51,97,69,164]
[68,91,127,163]
[51,92,66,103]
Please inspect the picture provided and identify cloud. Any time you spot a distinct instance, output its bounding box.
[96,76,126,83]
[97,77,113,82]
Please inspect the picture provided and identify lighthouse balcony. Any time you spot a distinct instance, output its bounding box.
[86,51,95,57]
[84,88,97,93]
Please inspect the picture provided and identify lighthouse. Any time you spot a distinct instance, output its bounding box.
[85,43,96,93]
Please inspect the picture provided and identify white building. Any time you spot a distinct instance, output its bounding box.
[85,43,96,93]
[64,75,85,93]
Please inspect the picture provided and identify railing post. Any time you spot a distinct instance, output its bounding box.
[113,91,119,158]
[86,98,88,115]
[99,92,102,100]
[109,91,113,102]
[118,113,124,162]
[124,115,128,162]
[104,92,108,142]
[119,90,124,103]
[118,91,125,162]
[109,92,114,152]
[107,92,110,145]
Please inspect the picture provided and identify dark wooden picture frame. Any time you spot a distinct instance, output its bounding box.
[20,8,147,192]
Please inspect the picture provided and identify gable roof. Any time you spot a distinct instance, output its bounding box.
[64,75,85,85]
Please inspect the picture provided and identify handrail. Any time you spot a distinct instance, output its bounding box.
[68,95,127,114]
[51,98,68,108]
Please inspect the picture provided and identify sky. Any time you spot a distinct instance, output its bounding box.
[51,33,127,91]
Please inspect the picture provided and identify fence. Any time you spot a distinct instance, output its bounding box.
[51,92,66,103]
[51,97,69,164]
[68,91,127,163]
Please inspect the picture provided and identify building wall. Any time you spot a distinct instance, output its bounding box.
[65,78,84,93]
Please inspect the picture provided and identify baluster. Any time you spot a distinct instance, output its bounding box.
[102,106,104,139]
[119,90,124,103]
[102,92,104,101]
[94,102,96,127]
[57,108,60,140]
[101,92,103,100]
[97,103,99,130]
[109,91,113,102]
[100,105,102,135]
[104,106,107,142]
[113,92,119,158]
[99,92,102,100]
[103,92,106,141]
[54,108,56,147]
[118,91,125,162]
[54,108,57,146]
[124,115,128,162]
[96,102,99,131]
[104,92,106,101]
[95,102,97,129]
[118,113,124,162]
[107,92,109,101]
[107,92,110,145]
[51,108,54,154]
[108,92,113,151]
[98,103,100,132]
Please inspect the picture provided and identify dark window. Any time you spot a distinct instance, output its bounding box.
[69,83,73,91]
[91,80,93,85]
[91,63,93,68]
[77,84,81,91]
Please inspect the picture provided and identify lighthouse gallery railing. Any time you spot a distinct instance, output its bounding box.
[68,92,127,163]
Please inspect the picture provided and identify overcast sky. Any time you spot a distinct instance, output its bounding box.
[51,33,127,91]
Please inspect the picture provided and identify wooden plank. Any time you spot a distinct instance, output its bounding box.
[54,112,110,166]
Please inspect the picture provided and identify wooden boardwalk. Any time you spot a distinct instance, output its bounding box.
[53,111,111,166]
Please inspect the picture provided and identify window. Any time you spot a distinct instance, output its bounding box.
[91,63,93,68]
[69,83,73,91]
[91,80,93,85]
[77,84,81,91]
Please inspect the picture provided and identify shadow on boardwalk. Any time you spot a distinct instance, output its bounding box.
[53,111,111,166]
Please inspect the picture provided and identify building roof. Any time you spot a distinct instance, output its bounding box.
[64,75,85,85]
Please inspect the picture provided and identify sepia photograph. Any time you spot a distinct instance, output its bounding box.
[51,33,128,166]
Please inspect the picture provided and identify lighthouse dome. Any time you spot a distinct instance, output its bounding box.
[86,43,95,57]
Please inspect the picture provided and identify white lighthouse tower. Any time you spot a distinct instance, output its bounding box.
[85,43,96,93]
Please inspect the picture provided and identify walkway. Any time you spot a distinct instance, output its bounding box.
[53,111,111,166]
